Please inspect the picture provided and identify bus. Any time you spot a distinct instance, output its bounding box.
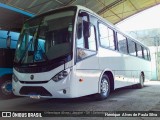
[0,30,19,98]
[12,5,151,100]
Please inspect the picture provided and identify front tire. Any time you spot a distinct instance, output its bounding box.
[95,74,110,100]
[0,75,14,99]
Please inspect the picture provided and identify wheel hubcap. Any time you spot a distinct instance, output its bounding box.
[101,79,109,95]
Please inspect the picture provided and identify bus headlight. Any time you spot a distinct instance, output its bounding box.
[12,74,19,82]
[51,69,71,82]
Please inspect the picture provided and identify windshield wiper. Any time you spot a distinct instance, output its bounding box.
[42,52,49,61]
[37,42,49,62]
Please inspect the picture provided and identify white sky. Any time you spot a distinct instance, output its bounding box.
[116,4,160,31]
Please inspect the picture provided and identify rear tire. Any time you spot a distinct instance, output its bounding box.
[0,75,14,99]
[136,73,144,89]
[95,74,110,100]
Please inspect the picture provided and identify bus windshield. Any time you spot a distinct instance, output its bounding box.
[14,10,76,65]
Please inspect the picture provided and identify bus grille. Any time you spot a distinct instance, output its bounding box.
[19,81,49,84]
[20,86,52,96]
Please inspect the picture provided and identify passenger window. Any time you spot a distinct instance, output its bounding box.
[147,49,151,60]
[117,33,128,54]
[143,48,148,60]
[136,44,143,58]
[128,39,136,56]
[99,23,115,49]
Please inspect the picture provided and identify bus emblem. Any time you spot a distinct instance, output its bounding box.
[30,75,34,80]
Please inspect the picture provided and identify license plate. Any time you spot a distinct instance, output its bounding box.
[29,94,40,99]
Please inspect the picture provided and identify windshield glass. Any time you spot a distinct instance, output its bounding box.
[14,10,75,65]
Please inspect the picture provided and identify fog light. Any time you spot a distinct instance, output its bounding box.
[79,79,84,82]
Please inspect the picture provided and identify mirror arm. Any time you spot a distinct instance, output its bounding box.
[6,30,11,49]
[79,12,90,22]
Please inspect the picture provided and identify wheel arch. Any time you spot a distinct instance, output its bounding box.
[98,69,114,93]
[0,74,12,81]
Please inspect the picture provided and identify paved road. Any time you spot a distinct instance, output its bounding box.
[1,81,160,120]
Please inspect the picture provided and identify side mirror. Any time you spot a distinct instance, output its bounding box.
[83,20,91,38]
[77,23,82,39]
[6,36,11,48]
[79,12,90,21]
[68,23,72,32]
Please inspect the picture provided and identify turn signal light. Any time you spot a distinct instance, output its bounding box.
[79,79,84,82]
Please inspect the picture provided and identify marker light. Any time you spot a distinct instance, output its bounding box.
[79,79,84,82]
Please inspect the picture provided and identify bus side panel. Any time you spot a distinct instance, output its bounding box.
[125,55,152,84]
[75,55,101,97]
[98,47,131,88]
[98,47,151,89]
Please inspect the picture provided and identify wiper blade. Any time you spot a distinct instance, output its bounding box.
[37,42,49,62]
[42,52,49,61]
[34,49,49,62]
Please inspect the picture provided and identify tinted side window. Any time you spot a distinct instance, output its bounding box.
[117,33,128,54]
[136,44,143,58]
[128,39,136,56]
[147,49,151,60]
[99,23,115,49]
[143,47,148,60]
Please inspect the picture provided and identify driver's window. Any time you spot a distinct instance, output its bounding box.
[76,14,97,61]
[88,25,96,51]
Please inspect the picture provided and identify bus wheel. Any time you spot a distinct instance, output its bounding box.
[137,73,145,89]
[0,77,14,99]
[96,74,110,100]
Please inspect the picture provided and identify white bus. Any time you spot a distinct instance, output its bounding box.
[12,5,151,100]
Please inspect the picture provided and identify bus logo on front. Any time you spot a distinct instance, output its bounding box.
[30,75,34,80]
